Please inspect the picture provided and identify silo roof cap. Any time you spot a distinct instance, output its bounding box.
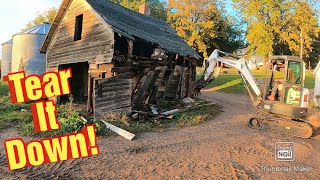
[1,39,13,45]
[17,22,50,35]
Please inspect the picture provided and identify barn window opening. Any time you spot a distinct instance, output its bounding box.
[74,14,83,41]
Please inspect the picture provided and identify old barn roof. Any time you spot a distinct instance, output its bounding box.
[40,0,200,59]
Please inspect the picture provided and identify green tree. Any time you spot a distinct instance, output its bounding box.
[25,7,58,29]
[280,2,319,58]
[168,0,243,57]
[205,16,244,54]
[308,36,320,68]
[233,0,319,59]
[111,0,167,21]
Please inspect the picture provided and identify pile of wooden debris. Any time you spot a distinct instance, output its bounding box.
[94,48,200,120]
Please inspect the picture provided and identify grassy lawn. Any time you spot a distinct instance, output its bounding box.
[0,81,32,129]
[202,74,247,93]
[304,70,315,89]
[198,68,315,94]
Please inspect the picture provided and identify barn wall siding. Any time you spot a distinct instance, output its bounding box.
[94,78,132,119]
[47,0,114,68]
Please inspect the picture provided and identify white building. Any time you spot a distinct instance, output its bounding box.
[235,47,264,70]
[314,61,320,106]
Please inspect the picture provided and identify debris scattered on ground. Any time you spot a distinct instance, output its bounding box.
[150,105,159,115]
[81,116,135,140]
[21,109,28,112]
[80,116,88,122]
[128,97,219,123]
[182,97,195,105]
[162,109,180,116]
[132,113,139,119]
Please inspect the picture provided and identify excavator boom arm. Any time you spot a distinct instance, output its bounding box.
[202,49,263,107]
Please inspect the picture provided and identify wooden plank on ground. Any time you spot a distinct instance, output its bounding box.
[101,119,135,140]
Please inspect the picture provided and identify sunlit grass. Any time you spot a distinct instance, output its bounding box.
[202,78,243,92]
[305,70,315,89]
[197,68,315,93]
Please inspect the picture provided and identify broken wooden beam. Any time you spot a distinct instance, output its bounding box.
[113,56,126,62]
[162,109,180,116]
[111,66,140,74]
[80,116,135,141]
[101,119,135,141]
[127,39,134,62]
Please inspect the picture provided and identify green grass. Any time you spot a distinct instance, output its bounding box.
[304,70,315,89]
[100,99,222,134]
[0,81,33,129]
[202,74,247,93]
[197,68,315,94]
[19,100,221,137]
[0,81,106,136]
[0,80,222,137]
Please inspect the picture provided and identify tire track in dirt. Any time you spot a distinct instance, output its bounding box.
[0,153,82,179]
[215,142,272,179]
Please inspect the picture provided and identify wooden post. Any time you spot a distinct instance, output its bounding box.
[127,39,133,62]
[186,62,192,97]
[92,78,96,116]
[87,76,94,113]
[47,67,60,104]
[175,54,179,61]
[180,57,186,98]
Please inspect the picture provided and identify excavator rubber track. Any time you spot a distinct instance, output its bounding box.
[248,116,313,138]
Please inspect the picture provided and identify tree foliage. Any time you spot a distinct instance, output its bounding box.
[111,0,167,21]
[168,0,243,57]
[25,7,58,30]
[280,2,319,57]
[206,16,244,54]
[233,0,320,59]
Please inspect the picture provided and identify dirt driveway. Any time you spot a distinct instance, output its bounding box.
[1,92,320,179]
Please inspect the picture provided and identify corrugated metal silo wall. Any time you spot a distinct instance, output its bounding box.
[1,43,13,79]
[12,34,46,76]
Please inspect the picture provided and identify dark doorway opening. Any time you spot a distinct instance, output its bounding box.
[59,62,89,104]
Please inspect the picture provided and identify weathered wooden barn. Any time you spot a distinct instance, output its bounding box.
[40,0,200,118]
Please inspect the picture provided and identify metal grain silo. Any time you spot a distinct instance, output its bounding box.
[1,39,13,79]
[11,23,50,75]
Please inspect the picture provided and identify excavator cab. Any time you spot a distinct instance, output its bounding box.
[261,56,309,118]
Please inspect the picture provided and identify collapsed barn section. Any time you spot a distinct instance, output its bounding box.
[40,0,201,119]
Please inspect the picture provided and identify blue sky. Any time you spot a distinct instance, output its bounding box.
[0,0,61,55]
[0,0,235,45]
[0,0,220,56]
[0,0,318,56]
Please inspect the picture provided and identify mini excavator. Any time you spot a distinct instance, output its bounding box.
[197,49,314,138]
